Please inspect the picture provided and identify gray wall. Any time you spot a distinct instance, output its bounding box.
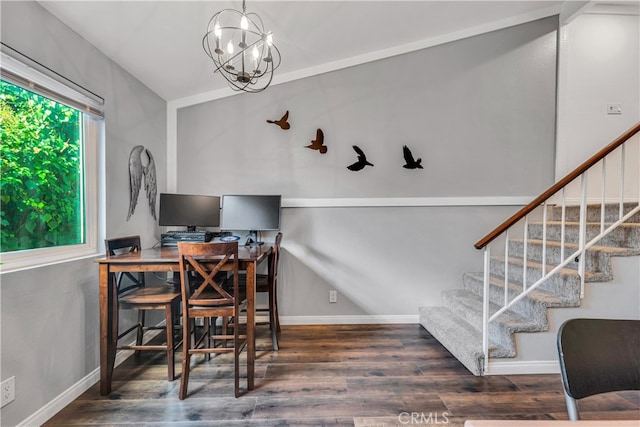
[179,17,558,198]
[1,2,166,425]
[177,17,559,319]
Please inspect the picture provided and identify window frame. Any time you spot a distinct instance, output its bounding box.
[0,47,104,273]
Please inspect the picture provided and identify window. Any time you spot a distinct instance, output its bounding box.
[0,47,104,272]
[1,81,85,252]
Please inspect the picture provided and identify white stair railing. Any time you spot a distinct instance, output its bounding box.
[475,122,640,374]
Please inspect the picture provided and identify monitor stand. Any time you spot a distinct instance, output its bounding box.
[245,230,264,247]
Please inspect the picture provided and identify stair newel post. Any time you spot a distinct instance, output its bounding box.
[482,245,491,375]
[579,174,588,297]
[601,157,607,235]
[522,216,528,292]
[504,231,509,307]
[542,202,548,275]
[619,144,626,221]
[561,188,566,263]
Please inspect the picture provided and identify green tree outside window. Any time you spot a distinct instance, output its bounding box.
[0,80,85,252]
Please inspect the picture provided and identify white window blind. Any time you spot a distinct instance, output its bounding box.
[0,43,104,118]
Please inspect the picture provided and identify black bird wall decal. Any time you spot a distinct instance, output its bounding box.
[402,145,423,169]
[306,129,327,154]
[266,111,290,130]
[347,145,374,171]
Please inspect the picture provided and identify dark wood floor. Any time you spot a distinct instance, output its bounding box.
[45,324,639,426]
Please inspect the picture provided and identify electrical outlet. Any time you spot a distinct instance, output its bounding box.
[1,376,15,408]
[607,103,622,115]
[329,290,337,303]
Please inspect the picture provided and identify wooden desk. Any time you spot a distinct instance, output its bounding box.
[95,244,271,396]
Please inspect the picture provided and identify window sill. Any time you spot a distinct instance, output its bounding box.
[0,247,101,274]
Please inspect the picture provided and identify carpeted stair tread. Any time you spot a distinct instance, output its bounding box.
[441,289,545,354]
[550,203,640,223]
[490,255,610,283]
[527,221,640,248]
[507,238,640,277]
[462,271,572,330]
[463,272,580,309]
[442,289,544,333]
[419,306,511,375]
[511,238,640,256]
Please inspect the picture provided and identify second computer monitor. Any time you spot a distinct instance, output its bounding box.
[220,195,281,245]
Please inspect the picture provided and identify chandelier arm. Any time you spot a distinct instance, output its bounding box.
[202,32,216,59]
[267,44,282,70]
[243,12,265,32]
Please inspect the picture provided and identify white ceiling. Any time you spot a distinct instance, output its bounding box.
[36,1,613,102]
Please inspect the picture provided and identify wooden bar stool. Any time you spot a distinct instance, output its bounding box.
[105,236,181,381]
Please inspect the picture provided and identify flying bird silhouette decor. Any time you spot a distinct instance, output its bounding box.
[127,145,157,221]
[266,111,290,130]
[306,129,327,154]
[402,145,423,169]
[347,145,374,171]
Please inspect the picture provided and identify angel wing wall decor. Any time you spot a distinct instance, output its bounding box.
[143,148,157,220]
[127,145,157,221]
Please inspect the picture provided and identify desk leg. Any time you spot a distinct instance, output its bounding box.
[246,261,256,390]
[99,264,116,395]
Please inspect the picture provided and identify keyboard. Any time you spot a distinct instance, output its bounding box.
[160,231,213,247]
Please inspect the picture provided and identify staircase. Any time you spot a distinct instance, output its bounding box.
[419,122,640,375]
[419,203,640,375]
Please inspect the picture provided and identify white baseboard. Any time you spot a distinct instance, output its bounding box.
[18,331,162,427]
[280,315,419,325]
[17,368,100,427]
[486,359,560,376]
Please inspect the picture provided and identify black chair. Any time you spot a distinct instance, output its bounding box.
[105,236,182,381]
[177,241,248,398]
[557,318,640,420]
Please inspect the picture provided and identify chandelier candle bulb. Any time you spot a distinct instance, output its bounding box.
[252,46,259,71]
[214,23,222,54]
[240,15,248,48]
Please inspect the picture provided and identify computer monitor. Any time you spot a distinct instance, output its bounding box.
[220,195,281,246]
[158,193,220,231]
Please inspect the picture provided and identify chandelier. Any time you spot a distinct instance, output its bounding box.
[202,0,281,93]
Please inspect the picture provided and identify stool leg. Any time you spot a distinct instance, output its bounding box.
[165,304,175,381]
[179,314,191,400]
